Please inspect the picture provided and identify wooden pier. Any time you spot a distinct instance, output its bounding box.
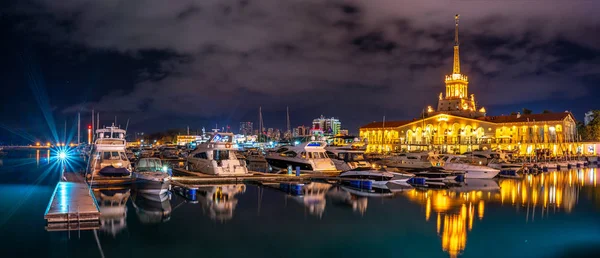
[44,172,100,231]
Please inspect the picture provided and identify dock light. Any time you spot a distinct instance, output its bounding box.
[58,151,67,160]
[162,165,168,172]
[269,141,273,146]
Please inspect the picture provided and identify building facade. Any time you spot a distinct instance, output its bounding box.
[311,115,341,136]
[239,122,253,135]
[359,15,579,156]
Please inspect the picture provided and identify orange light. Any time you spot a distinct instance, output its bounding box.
[35,142,40,146]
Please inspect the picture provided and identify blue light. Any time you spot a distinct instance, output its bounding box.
[58,151,67,160]
[294,141,300,145]
[269,141,273,145]
[307,142,322,147]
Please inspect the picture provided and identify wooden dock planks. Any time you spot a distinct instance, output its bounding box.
[44,180,100,224]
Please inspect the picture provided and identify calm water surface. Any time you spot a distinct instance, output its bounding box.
[1,150,600,258]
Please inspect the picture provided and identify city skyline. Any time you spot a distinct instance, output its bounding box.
[1,1,599,143]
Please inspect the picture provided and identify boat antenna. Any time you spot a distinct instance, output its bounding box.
[124,118,130,133]
[381,115,385,153]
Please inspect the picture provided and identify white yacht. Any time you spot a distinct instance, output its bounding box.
[377,152,441,171]
[133,158,171,196]
[265,141,337,173]
[87,125,132,179]
[325,146,371,172]
[440,155,500,179]
[185,133,248,175]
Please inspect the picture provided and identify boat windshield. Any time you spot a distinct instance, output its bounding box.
[136,159,163,172]
[100,151,127,161]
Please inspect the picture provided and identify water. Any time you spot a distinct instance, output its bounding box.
[1,150,600,258]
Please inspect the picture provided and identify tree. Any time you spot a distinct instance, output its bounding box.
[522,108,533,115]
[579,110,600,141]
[510,112,517,116]
[542,110,552,114]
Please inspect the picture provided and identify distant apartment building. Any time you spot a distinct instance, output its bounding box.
[239,122,253,135]
[311,115,341,136]
[293,126,310,137]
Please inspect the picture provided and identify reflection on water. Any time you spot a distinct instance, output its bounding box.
[5,150,600,258]
[93,188,130,237]
[132,190,171,224]
[401,169,600,258]
[196,184,246,222]
[327,186,369,215]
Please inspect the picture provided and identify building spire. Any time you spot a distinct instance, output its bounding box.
[453,14,460,74]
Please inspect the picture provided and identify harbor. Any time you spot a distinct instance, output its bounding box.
[2,3,600,257]
[3,149,600,258]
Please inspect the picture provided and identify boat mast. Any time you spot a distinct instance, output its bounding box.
[259,106,264,143]
[382,115,385,153]
[286,106,291,141]
[91,109,95,142]
[77,112,81,145]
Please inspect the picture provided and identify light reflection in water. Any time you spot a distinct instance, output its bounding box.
[402,169,600,258]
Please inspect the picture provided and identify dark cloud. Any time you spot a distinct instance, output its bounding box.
[6,0,600,132]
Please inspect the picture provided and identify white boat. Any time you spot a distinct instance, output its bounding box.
[195,184,246,222]
[140,146,155,158]
[340,168,414,185]
[449,179,500,192]
[133,158,171,196]
[487,158,523,170]
[325,146,371,171]
[377,152,440,170]
[539,162,558,170]
[86,125,132,179]
[186,133,248,175]
[132,190,171,224]
[440,155,500,179]
[266,141,337,173]
[160,146,180,159]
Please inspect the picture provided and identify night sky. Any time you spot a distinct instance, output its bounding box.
[1,0,599,144]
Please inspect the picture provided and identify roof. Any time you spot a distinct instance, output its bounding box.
[360,120,412,129]
[477,112,574,123]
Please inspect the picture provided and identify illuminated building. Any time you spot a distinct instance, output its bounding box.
[360,15,578,155]
[239,122,253,135]
[176,135,202,146]
[312,115,341,136]
[293,125,310,137]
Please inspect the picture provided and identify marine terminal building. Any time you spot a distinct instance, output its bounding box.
[359,15,580,156]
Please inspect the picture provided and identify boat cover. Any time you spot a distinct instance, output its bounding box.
[99,165,131,177]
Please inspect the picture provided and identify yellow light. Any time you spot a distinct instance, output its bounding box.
[35,142,40,146]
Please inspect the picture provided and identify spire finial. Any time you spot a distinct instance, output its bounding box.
[452,14,460,74]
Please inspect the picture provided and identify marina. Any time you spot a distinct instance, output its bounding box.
[3,150,600,258]
[1,4,600,258]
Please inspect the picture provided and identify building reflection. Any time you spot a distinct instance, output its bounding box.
[196,184,246,222]
[403,169,599,258]
[93,188,130,237]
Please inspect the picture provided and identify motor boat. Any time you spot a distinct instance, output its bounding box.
[266,141,337,173]
[340,167,414,186]
[160,146,180,159]
[377,152,442,170]
[487,158,523,170]
[325,146,371,171]
[133,158,171,196]
[140,146,155,158]
[186,133,248,175]
[440,155,500,179]
[86,125,132,179]
[245,149,267,163]
[412,171,458,181]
